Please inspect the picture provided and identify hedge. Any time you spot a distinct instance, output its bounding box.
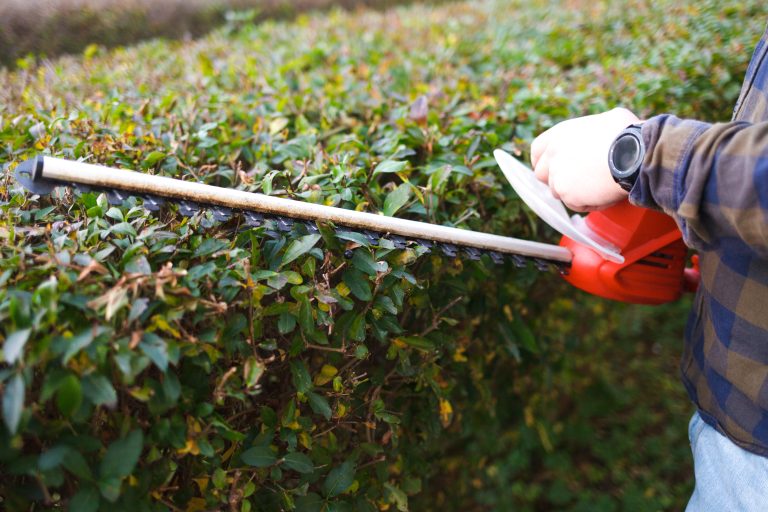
[0,0,764,510]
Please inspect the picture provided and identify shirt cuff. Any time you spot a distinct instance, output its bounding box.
[628,114,710,216]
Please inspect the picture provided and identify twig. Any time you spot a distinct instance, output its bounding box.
[306,343,346,353]
[358,455,387,470]
[420,296,463,337]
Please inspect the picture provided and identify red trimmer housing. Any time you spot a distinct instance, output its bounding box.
[560,202,699,305]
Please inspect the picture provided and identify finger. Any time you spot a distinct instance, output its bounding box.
[565,202,592,213]
[533,150,551,184]
[530,125,556,168]
[548,171,561,200]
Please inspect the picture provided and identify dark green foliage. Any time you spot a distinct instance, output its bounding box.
[0,0,764,510]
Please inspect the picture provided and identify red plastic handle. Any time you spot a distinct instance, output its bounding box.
[559,201,697,305]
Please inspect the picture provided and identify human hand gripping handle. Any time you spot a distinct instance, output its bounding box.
[530,107,639,211]
[527,108,699,303]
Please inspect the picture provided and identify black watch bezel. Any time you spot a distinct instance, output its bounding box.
[608,123,645,192]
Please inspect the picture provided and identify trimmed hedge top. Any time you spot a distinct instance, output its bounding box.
[0,0,764,510]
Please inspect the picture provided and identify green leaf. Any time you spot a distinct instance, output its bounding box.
[139,332,169,371]
[82,374,117,408]
[290,360,313,394]
[335,230,370,247]
[39,445,69,471]
[2,373,24,434]
[57,374,83,417]
[322,460,355,498]
[351,250,378,276]
[144,150,166,166]
[298,298,314,333]
[63,449,93,479]
[347,313,366,342]
[281,234,321,268]
[70,485,100,512]
[354,344,369,359]
[194,238,229,258]
[100,429,143,481]
[307,391,332,420]
[512,318,539,354]
[342,268,372,301]
[109,222,136,237]
[282,452,314,474]
[62,328,97,364]
[382,183,412,216]
[124,255,151,275]
[241,446,277,468]
[401,336,435,352]
[278,312,297,334]
[384,483,409,512]
[213,468,227,489]
[128,298,149,323]
[294,493,324,512]
[375,296,398,315]
[3,328,31,364]
[99,477,122,503]
[373,160,408,175]
[105,207,124,221]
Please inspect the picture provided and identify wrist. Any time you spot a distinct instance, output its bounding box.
[608,123,645,192]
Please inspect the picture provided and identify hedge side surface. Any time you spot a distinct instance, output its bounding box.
[0,0,765,510]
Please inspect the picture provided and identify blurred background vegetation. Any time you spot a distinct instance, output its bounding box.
[1,0,765,510]
[0,0,450,67]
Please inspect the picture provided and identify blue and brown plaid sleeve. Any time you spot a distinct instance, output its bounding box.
[623,22,768,457]
[631,116,768,258]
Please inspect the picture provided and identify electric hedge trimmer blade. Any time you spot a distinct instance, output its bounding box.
[11,156,572,273]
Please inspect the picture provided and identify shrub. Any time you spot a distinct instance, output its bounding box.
[0,0,763,510]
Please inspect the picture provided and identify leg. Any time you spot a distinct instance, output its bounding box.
[685,411,768,511]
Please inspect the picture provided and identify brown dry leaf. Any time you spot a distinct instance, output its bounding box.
[129,330,143,350]
[77,259,108,282]
[409,95,428,126]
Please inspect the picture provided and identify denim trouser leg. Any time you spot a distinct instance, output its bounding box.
[686,411,768,511]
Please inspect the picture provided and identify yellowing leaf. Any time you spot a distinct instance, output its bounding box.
[177,438,200,456]
[299,431,312,450]
[453,347,468,363]
[314,364,338,386]
[221,443,237,462]
[186,497,208,512]
[335,282,351,297]
[524,406,534,428]
[439,398,453,428]
[149,315,180,339]
[269,117,290,135]
[194,477,209,493]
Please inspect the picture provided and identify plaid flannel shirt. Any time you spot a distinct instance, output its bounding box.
[630,22,768,456]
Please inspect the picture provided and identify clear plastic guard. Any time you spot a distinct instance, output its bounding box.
[493,149,624,263]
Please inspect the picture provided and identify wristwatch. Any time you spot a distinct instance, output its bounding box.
[608,123,645,192]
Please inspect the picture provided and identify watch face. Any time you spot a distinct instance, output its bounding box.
[611,133,642,178]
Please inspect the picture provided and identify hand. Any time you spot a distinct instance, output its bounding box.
[530,107,640,211]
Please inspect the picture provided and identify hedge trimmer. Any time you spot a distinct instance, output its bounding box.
[12,151,699,304]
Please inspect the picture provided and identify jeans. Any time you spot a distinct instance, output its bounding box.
[686,411,768,511]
